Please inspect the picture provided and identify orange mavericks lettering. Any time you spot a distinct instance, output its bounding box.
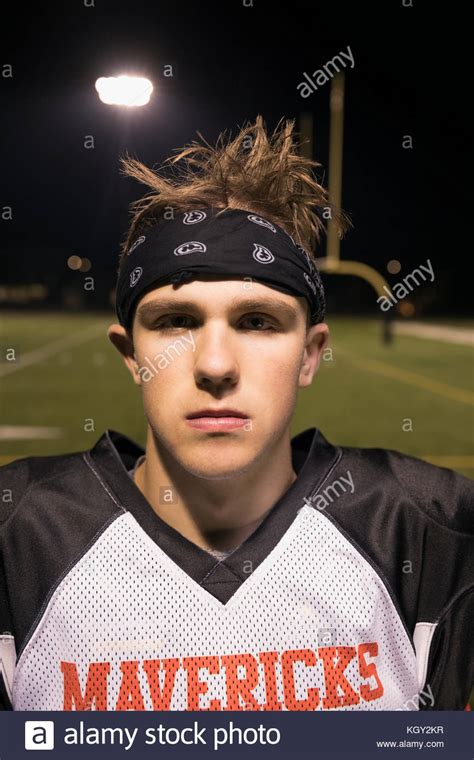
[318,646,360,709]
[143,658,180,710]
[60,641,385,711]
[115,660,145,710]
[182,655,221,711]
[221,653,260,711]
[281,649,320,710]
[258,650,282,710]
[61,661,110,711]
[358,642,384,701]
[116,658,182,711]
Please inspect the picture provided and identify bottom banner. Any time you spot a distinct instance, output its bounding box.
[0,711,472,759]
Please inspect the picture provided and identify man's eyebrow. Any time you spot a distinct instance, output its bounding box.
[136,297,299,319]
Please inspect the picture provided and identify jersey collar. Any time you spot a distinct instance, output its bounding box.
[87,427,341,604]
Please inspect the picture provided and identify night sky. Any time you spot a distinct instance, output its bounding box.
[1,2,450,316]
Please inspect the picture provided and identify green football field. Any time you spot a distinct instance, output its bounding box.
[1,311,473,477]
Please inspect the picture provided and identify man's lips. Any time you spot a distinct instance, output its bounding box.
[185,410,250,431]
[186,409,247,419]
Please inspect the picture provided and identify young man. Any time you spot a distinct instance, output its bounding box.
[0,118,472,712]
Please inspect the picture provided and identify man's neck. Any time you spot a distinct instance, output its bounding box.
[133,428,297,554]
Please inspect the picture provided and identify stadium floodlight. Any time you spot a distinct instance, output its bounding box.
[95,75,153,106]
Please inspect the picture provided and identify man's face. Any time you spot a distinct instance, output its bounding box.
[109,277,328,480]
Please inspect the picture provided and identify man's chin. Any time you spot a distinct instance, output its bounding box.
[178,442,260,481]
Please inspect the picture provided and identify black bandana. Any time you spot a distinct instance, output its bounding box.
[115,207,325,328]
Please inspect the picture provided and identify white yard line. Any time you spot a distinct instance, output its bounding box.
[0,426,63,440]
[394,321,474,346]
[0,323,107,378]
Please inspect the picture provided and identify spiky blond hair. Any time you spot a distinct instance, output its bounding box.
[119,115,351,269]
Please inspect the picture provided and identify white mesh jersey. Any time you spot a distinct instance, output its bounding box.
[1,428,473,711]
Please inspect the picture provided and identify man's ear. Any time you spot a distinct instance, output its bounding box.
[298,322,329,388]
[107,323,142,386]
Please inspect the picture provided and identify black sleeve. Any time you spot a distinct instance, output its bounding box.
[391,454,474,710]
[421,588,473,710]
[329,446,474,710]
[0,566,14,710]
[0,447,124,712]
[0,457,31,710]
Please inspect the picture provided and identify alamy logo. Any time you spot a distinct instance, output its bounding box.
[247,215,276,233]
[25,720,55,750]
[183,210,207,225]
[252,243,275,264]
[174,242,207,256]
[127,235,146,255]
[130,267,143,287]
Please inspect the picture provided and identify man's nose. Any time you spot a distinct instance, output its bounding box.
[193,323,239,390]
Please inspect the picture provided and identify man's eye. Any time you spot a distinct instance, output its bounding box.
[154,315,194,330]
[239,315,276,331]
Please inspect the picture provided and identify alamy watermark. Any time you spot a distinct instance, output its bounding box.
[395,683,435,710]
[377,258,435,312]
[302,470,355,511]
[137,330,195,382]
[297,46,355,99]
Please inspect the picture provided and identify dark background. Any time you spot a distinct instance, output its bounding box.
[0,0,451,318]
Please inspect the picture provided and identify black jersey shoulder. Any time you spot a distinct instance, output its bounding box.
[321,443,474,633]
[0,438,135,659]
[338,443,473,531]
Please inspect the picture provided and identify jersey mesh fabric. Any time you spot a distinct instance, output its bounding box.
[12,506,419,711]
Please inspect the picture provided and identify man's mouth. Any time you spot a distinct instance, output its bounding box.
[185,409,250,432]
